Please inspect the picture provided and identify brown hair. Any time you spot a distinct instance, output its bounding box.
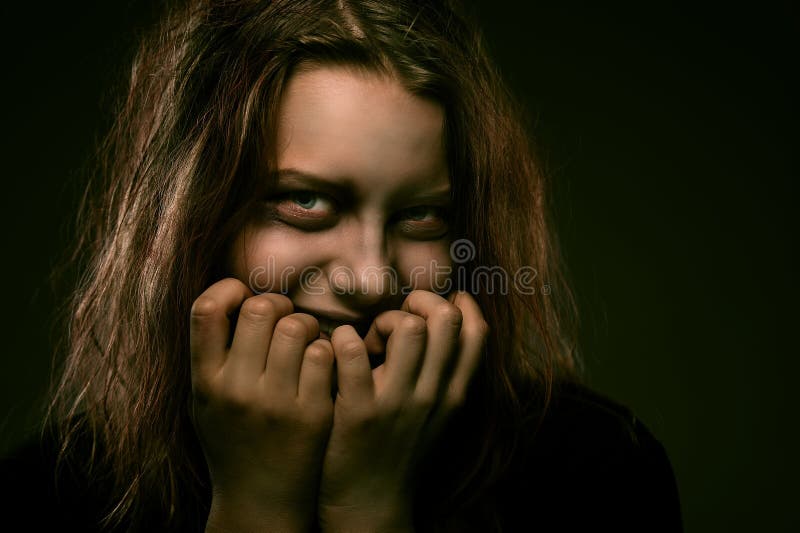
[46,0,580,530]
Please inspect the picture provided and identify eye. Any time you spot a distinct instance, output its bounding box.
[267,190,338,230]
[404,206,436,221]
[394,205,450,239]
[285,191,332,212]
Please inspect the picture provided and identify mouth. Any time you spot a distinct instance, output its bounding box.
[293,307,385,386]
[294,307,373,339]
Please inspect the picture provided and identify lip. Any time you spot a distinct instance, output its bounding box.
[294,306,372,338]
[294,306,366,322]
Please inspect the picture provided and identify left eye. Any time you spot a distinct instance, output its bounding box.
[394,205,449,239]
[402,206,437,221]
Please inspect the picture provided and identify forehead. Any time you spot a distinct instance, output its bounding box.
[275,65,449,196]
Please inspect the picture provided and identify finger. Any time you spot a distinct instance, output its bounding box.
[264,313,320,397]
[331,325,374,404]
[227,292,294,380]
[401,290,463,401]
[190,278,253,382]
[365,310,427,398]
[298,338,335,405]
[443,291,489,409]
[362,316,388,356]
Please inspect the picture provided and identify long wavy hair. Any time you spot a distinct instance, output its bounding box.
[45,0,580,531]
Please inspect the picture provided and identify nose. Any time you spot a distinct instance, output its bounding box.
[328,221,397,307]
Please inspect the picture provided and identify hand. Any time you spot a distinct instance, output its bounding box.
[189,278,335,532]
[318,289,489,532]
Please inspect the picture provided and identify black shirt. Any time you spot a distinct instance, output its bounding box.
[495,382,683,531]
[1,383,682,531]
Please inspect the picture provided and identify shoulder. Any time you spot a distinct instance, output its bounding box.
[534,381,664,459]
[498,381,683,531]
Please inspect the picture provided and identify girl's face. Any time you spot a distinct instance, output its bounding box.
[226,65,453,339]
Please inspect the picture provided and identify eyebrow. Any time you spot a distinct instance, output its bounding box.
[275,168,452,203]
[276,169,353,196]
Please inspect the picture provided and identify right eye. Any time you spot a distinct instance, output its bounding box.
[285,191,332,212]
[269,190,338,229]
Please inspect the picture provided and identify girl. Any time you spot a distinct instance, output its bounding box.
[2,0,681,531]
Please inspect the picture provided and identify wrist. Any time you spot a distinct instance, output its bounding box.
[206,493,314,533]
[320,502,414,533]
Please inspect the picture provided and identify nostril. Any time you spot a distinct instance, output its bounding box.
[329,264,398,298]
[328,252,400,297]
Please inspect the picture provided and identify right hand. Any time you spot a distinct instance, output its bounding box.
[189,278,334,532]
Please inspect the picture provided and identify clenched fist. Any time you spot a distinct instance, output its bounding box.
[318,289,489,532]
[189,278,335,532]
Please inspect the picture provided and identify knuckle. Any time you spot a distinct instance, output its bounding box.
[256,395,293,420]
[339,340,365,360]
[263,291,292,304]
[403,290,430,311]
[444,388,467,411]
[304,341,333,365]
[260,292,294,313]
[399,314,427,336]
[220,277,250,296]
[190,296,219,321]
[218,389,255,413]
[375,396,402,416]
[275,315,308,339]
[469,318,490,339]
[348,406,378,428]
[405,289,425,303]
[413,391,437,412]
[435,303,463,327]
[239,297,278,321]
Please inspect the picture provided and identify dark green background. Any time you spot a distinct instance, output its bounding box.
[1,1,795,531]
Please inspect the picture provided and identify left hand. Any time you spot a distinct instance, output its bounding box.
[318,289,489,532]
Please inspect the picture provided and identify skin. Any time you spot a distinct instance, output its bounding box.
[190,65,489,532]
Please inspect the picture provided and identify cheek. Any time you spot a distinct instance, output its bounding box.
[396,241,453,293]
[226,226,318,293]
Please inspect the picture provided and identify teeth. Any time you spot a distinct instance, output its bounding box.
[317,316,345,336]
